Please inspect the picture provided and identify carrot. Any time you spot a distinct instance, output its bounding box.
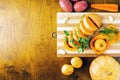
[91,4,118,12]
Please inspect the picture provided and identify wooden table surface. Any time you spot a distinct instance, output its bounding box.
[0,0,119,80]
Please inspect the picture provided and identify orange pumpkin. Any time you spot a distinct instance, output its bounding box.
[90,56,120,80]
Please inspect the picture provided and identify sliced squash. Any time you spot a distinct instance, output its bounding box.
[118,32,120,41]
[87,14,102,28]
[107,33,119,45]
[67,34,76,48]
[83,16,98,32]
[106,24,117,30]
[75,26,87,38]
[90,34,109,54]
[79,21,93,36]
[64,39,78,51]
[103,24,119,44]
[73,28,79,42]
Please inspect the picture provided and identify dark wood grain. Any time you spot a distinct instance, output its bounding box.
[0,0,119,80]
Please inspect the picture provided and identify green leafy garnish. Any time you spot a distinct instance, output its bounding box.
[78,48,84,53]
[70,39,79,48]
[64,30,70,36]
[99,27,119,35]
[78,37,90,53]
[64,36,68,42]
[99,26,119,41]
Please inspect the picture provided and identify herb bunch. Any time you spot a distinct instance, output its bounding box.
[99,27,119,35]
[78,37,90,53]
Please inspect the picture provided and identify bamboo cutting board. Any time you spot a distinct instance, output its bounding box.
[57,13,120,57]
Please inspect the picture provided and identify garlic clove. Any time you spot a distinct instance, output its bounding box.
[58,49,66,54]
[108,16,113,22]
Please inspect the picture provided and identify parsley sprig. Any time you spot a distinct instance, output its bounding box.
[78,37,90,53]
[70,39,79,48]
[70,37,90,53]
[99,27,119,35]
[64,30,70,36]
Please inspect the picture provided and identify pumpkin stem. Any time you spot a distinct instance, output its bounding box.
[106,72,112,76]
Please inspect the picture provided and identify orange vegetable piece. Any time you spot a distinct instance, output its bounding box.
[90,34,109,54]
[91,4,118,12]
[64,39,78,51]
[118,32,120,41]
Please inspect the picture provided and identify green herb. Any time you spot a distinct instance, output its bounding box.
[64,36,68,42]
[70,39,79,48]
[64,30,70,36]
[99,27,119,35]
[78,48,84,53]
[78,37,90,53]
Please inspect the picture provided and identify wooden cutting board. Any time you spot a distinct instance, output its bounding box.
[57,13,120,57]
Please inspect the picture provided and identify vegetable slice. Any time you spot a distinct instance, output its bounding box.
[118,32,120,41]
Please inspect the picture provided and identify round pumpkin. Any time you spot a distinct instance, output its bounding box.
[89,56,120,80]
[61,64,74,75]
[71,57,83,68]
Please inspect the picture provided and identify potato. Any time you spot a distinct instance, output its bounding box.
[59,0,73,12]
[74,0,88,12]
[71,0,79,2]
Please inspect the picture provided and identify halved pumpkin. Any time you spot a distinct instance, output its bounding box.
[79,21,93,36]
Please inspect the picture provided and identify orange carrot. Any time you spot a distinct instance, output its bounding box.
[91,4,118,12]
